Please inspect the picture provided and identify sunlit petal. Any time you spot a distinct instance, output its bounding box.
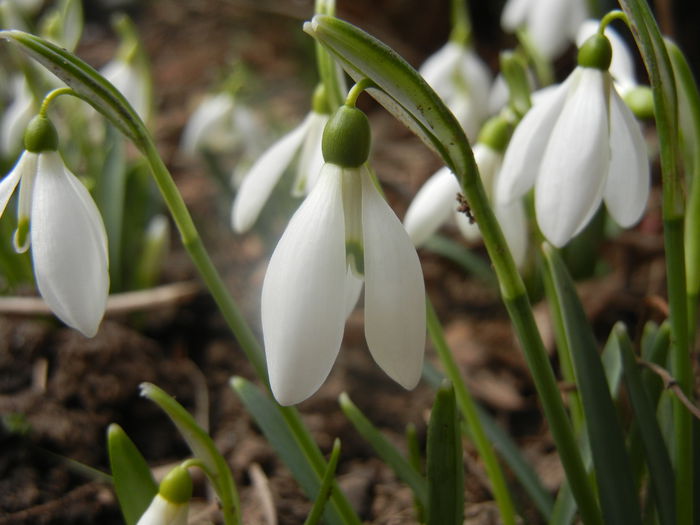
[30,152,109,337]
[361,168,425,390]
[604,87,650,227]
[535,69,610,247]
[232,116,311,233]
[261,163,347,405]
[496,80,569,205]
[403,166,460,247]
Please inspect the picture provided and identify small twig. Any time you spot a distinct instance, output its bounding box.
[0,281,200,316]
[638,359,700,420]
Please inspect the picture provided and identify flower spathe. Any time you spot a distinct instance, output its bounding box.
[262,160,426,405]
[495,35,650,247]
[0,135,109,337]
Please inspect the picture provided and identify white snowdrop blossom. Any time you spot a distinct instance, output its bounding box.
[0,117,109,337]
[180,92,261,157]
[1,76,35,156]
[496,33,650,247]
[101,57,150,121]
[501,0,588,60]
[404,119,528,267]
[419,42,491,139]
[137,466,191,525]
[232,86,331,233]
[262,105,425,405]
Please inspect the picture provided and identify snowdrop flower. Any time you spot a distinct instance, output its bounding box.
[1,76,35,156]
[137,466,191,525]
[501,0,588,60]
[180,92,261,158]
[419,41,491,139]
[0,115,109,337]
[496,32,650,247]
[232,84,331,233]
[404,116,528,266]
[262,104,425,405]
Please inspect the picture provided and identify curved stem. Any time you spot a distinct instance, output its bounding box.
[344,78,375,107]
[599,10,629,34]
[39,87,77,117]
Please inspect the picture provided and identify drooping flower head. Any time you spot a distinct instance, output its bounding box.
[495,30,650,247]
[137,465,192,525]
[0,114,109,336]
[419,40,491,140]
[501,0,588,60]
[231,84,331,233]
[404,116,528,266]
[262,102,426,405]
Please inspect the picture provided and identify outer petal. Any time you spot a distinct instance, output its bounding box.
[31,152,109,337]
[232,116,311,233]
[403,166,460,247]
[136,495,188,525]
[1,77,36,155]
[496,81,569,205]
[496,199,528,268]
[501,0,531,31]
[419,42,462,98]
[535,69,610,247]
[261,163,347,405]
[361,167,425,390]
[0,151,30,218]
[180,93,235,156]
[529,0,579,59]
[292,111,328,196]
[604,87,650,227]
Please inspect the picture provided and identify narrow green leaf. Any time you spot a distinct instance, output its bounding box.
[615,324,676,525]
[0,30,145,146]
[140,383,240,524]
[601,329,623,397]
[542,244,642,525]
[339,392,427,506]
[426,381,463,525]
[405,423,426,523]
[231,377,360,525]
[304,438,342,525]
[304,15,472,175]
[107,423,157,525]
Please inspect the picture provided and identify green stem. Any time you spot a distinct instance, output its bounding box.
[140,139,268,383]
[314,0,345,108]
[39,87,76,117]
[449,0,471,46]
[345,78,374,107]
[427,301,517,525]
[599,10,628,34]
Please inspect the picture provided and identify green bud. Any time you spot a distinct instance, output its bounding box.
[477,116,513,154]
[577,34,613,70]
[158,466,193,504]
[322,105,371,168]
[311,84,331,115]
[623,86,655,120]
[24,115,59,153]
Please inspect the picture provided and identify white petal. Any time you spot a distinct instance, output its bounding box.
[232,116,311,233]
[31,152,109,337]
[604,87,650,227]
[0,151,30,218]
[535,69,610,247]
[496,81,569,205]
[496,199,528,268]
[180,93,235,156]
[293,112,328,196]
[102,59,149,120]
[528,0,578,59]
[361,167,425,389]
[403,166,461,247]
[261,163,347,405]
[419,42,463,98]
[1,77,36,155]
[501,0,531,31]
[137,495,188,525]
